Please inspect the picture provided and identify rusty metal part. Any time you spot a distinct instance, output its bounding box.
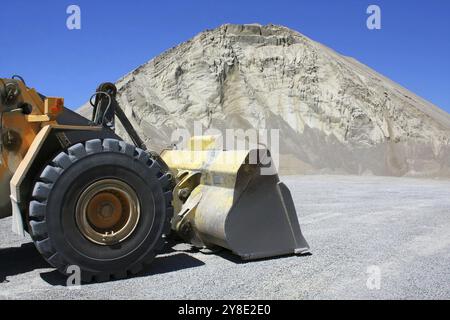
[75,179,141,245]
[1,129,22,151]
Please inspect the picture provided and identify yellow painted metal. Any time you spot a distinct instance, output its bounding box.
[161,136,249,244]
[187,135,221,151]
[9,125,52,202]
[1,78,103,219]
[0,79,49,218]
[25,114,51,122]
[161,136,310,259]
[9,122,103,206]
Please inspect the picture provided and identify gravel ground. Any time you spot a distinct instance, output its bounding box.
[1,175,449,300]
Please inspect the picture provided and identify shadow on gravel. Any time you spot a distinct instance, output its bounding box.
[216,250,313,264]
[40,252,205,287]
[141,252,205,276]
[0,242,48,283]
[166,238,313,264]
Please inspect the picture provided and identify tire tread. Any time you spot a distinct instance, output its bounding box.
[28,139,174,283]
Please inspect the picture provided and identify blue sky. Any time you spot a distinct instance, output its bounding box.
[0,0,449,114]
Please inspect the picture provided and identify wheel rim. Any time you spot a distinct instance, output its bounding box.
[76,179,140,245]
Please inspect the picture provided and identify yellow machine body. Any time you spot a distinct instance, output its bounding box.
[0,80,62,219]
[162,136,310,260]
[0,79,103,232]
[1,78,309,266]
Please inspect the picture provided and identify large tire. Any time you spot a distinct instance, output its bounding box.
[28,139,173,282]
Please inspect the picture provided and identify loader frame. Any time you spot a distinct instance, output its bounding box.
[1,79,126,236]
[1,78,310,276]
[10,124,105,235]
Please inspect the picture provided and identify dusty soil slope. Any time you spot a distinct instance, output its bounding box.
[79,24,450,177]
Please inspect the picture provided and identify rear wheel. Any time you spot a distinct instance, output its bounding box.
[28,139,173,282]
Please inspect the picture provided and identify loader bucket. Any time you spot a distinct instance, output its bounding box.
[161,136,310,260]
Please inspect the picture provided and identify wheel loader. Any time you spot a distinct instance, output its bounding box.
[0,77,309,282]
